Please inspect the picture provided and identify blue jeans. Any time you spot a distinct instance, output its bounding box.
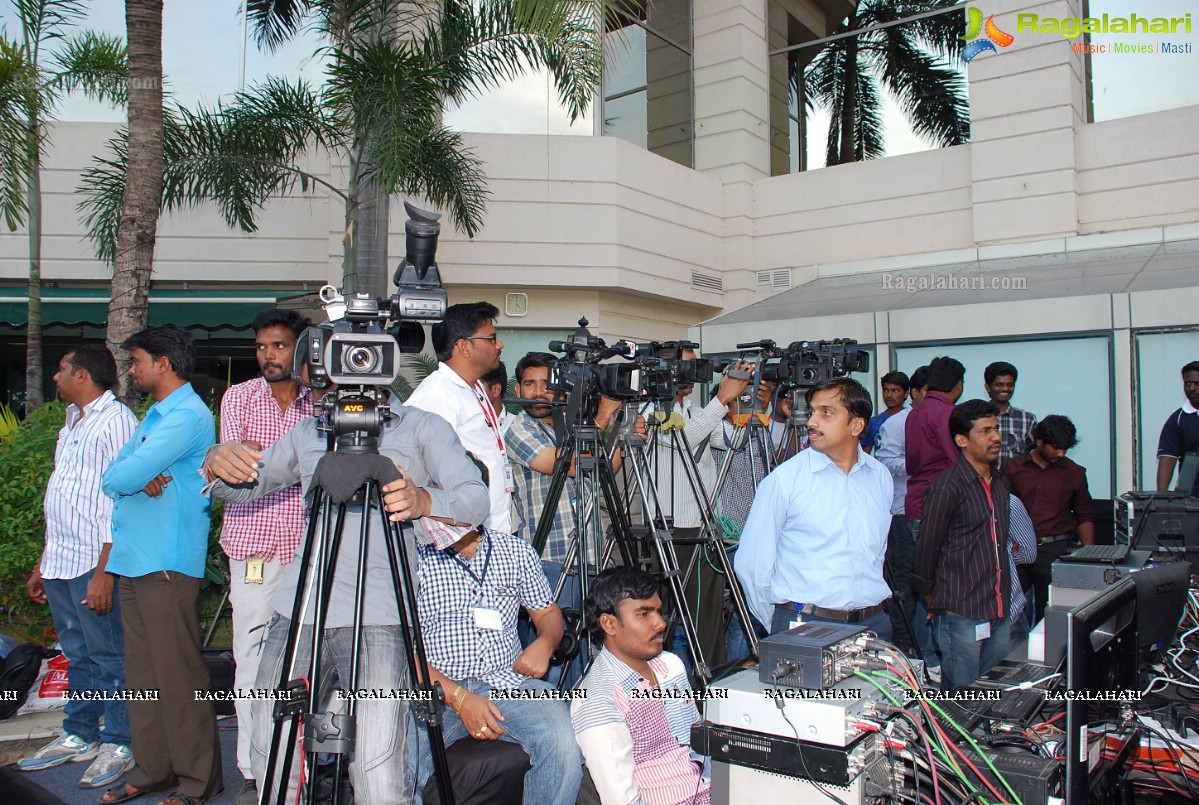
[413,677,582,805]
[44,570,131,746]
[907,520,942,668]
[770,605,893,642]
[250,615,414,805]
[521,561,582,689]
[725,609,767,663]
[934,611,1012,693]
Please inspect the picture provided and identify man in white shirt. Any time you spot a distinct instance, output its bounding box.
[406,302,512,531]
[20,346,138,789]
[735,377,894,638]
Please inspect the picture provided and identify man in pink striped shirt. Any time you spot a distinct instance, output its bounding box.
[218,309,312,805]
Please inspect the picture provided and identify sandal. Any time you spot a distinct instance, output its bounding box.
[98,784,149,805]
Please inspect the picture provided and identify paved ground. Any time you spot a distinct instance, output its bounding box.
[0,711,242,805]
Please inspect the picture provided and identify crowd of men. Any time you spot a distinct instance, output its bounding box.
[17,300,1199,805]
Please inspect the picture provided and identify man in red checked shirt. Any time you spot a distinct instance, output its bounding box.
[218,309,312,805]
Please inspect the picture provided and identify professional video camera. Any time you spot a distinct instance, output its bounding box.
[717,338,869,387]
[545,318,645,403]
[291,201,448,445]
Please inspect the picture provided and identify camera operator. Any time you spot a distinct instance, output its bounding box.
[407,302,513,532]
[202,405,489,805]
[641,348,752,668]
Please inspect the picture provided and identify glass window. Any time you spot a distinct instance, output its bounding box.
[894,337,1114,499]
[773,9,969,174]
[602,0,693,167]
[1084,0,1198,122]
[1134,330,1199,491]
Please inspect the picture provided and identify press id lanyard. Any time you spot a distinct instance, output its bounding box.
[453,539,503,631]
[474,381,515,492]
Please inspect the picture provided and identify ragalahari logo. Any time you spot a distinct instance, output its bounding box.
[963,7,1015,62]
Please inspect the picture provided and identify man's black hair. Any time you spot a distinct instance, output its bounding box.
[250,308,312,339]
[1182,361,1199,375]
[926,356,966,393]
[984,361,1018,385]
[585,566,661,645]
[65,344,118,391]
[122,324,196,381]
[1033,414,1079,450]
[430,302,499,362]
[949,399,998,442]
[515,352,557,384]
[909,365,930,391]
[804,377,873,424]
[880,370,910,392]
[482,361,507,390]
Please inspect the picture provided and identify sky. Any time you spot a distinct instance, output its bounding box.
[1,0,1194,167]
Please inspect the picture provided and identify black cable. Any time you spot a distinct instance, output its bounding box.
[774,697,850,805]
[1137,719,1199,801]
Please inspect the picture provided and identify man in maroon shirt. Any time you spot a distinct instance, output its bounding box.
[905,356,966,535]
[1005,415,1095,623]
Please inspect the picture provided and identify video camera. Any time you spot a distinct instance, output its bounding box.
[717,338,869,387]
[291,202,448,444]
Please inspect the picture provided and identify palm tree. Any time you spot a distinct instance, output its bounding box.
[0,0,125,409]
[802,0,967,167]
[106,0,163,403]
[77,0,607,300]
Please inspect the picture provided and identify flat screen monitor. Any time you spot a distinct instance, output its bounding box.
[1132,560,1192,648]
[1064,577,1138,805]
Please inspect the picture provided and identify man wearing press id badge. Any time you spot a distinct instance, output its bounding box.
[413,524,583,805]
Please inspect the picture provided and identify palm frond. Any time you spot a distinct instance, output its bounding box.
[853,69,885,161]
[878,35,968,148]
[405,351,439,383]
[246,0,311,51]
[0,39,37,230]
[13,0,87,49]
[48,31,128,106]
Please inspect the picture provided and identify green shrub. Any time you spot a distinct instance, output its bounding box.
[0,402,65,639]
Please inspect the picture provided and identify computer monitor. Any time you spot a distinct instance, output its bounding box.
[1064,577,1138,804]
[1132,560,1192,648]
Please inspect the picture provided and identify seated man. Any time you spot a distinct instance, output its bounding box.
[414,526,582,805]
[572,567,710,805]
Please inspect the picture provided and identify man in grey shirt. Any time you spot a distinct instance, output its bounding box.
[205,404,489,805]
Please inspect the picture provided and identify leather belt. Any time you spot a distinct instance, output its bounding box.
[1037,533,1075,546]
[789,601,889,623]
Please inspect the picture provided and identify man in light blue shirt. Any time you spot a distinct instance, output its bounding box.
[735,377,894,638]
[99,324,221,805]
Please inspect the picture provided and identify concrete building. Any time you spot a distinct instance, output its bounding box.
[0,0,1196,500]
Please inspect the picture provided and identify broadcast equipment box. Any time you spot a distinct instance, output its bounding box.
[1050,550,1150,591]
[757,621,867,690]
[1115,492,1199,554]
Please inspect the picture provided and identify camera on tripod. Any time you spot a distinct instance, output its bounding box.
[291,201,448,446]
[545,319,646,403]
[715,338,869,387]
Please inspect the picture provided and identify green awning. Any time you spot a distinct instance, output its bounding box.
[0,288,291,331]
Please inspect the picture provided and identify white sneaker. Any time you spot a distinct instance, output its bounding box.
[926,665,942,685]
[17,733,100,771]
[80,743,135,788]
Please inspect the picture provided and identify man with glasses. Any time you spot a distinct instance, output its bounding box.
[408,302,513,531]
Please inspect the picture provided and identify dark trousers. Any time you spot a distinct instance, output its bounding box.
[885,516,918,651]
[673,529,727,669]
[1030,537,1078,623]
[120,572,223,799]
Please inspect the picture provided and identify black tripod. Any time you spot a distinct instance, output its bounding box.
[257,391,454,805]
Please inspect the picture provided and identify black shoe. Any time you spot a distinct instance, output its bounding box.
[235,780,257,805]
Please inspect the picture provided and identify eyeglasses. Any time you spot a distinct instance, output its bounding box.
[463,335,499,343]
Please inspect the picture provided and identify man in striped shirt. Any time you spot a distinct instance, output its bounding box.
[217,309,312,805]
[572,567,709,805]
[20,345,138,788]
[913,399,1013,693]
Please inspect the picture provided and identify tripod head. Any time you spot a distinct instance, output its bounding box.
[319,386,393,454]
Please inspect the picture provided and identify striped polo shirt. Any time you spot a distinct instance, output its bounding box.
[41,390,138,579]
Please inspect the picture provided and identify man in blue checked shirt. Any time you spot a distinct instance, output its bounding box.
[20,346,137,789]
[99,324,222,805]
[412,525,583,805]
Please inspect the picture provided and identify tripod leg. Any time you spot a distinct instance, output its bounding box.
[373,484,457,805]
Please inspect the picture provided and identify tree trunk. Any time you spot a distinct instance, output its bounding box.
[107,0,164,405]
[836,33,858,166]
[23,115,43,411]
[354,164,390,299]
